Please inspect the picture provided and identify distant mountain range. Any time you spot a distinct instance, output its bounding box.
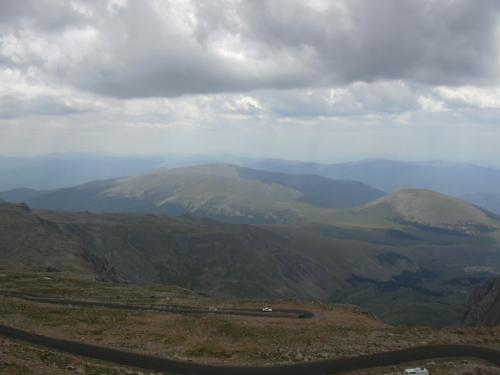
[2,163,497,235]
[2,154,500,214]
[0,154,242,191]
[0,155,165,191]
[0,164,384,224]
[243,159,500,214]
[244,159,500,196]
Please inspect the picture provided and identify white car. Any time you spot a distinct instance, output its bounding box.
[404,368,429,375]
[261,307,273,312]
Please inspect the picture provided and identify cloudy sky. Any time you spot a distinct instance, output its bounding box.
[1,0,500,164]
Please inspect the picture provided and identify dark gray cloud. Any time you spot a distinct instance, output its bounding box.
[236,0,500,85]
[0,0,499,98]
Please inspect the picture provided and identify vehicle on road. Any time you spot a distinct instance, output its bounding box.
[261,307,273,312]
[404,368,429,375]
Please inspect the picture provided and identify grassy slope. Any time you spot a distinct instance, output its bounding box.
[322,189,499,231]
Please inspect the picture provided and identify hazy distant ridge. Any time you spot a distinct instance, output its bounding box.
[0,164,384,224]
[244,159,500,214]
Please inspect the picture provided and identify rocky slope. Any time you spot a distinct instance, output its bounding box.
[0,201,339,298]
[0,201,90,274]
[462,277,500,326]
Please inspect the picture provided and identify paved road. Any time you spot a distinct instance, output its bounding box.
[1,324,499,375]
[0,289,314,319]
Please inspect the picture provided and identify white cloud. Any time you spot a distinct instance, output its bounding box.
[435,86,500,109]
[418,95,446,113]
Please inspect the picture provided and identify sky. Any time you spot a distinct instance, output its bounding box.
[1,0,500,164]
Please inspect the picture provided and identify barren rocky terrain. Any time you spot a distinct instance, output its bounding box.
[1,269,500,374]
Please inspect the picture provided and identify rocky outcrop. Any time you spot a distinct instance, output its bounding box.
[462,277,500,326]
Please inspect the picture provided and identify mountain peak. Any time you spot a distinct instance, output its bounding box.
[357,188,497,231]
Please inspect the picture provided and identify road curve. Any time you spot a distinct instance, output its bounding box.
[0,289,314,319]
[0,324,499,375]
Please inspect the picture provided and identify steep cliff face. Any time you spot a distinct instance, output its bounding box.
[462,277,500,326]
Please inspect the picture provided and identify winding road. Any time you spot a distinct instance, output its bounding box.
[0,289,314,319]
[1,324,500,375]
[2,290,500,374]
